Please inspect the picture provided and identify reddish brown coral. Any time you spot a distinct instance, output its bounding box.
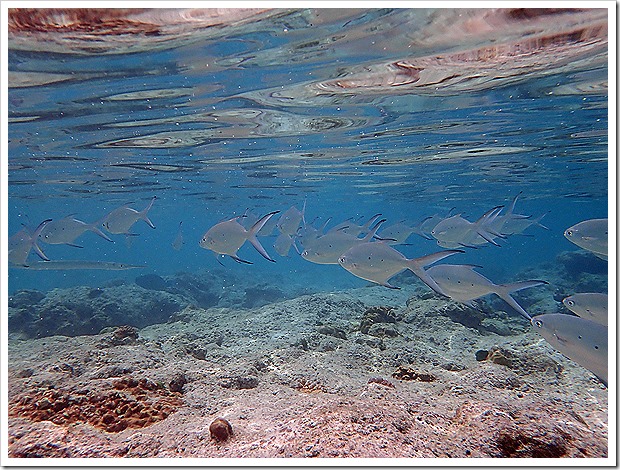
[368,377,396,388]
[10,377,182,433]
[392,366,436,383]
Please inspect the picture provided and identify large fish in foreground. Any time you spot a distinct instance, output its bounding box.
[563,293,608,326]
[531,313,608,384]
[8,220,52,266]
[338,241,462,295]
[564,218,608,260]
[102,196,157,235]
[426,264,546,320]
[200,211,279,264]
[39,214,113,246]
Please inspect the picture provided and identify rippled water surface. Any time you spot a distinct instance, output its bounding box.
[7,7,610,293]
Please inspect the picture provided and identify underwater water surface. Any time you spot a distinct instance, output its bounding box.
[7,7,609,302]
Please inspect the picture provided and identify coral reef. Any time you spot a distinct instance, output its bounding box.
[10,377,182,433]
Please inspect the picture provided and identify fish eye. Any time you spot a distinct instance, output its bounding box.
[534,320,543,328]
[338,256,345,263]
[566,230,573,237]
[567,300,574,306]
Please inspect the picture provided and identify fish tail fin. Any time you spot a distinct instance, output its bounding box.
[362,218,386,242]
[249,211,280,262]
[406,250,463,297]
[140,196,157,229]
[31,219,52,261]
[534,212,550,230]
[495,280,547,320]
[475,205,505,245]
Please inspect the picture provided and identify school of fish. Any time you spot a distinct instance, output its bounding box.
[8,193,609,384]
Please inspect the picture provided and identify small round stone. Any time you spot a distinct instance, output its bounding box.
[475,349,489,361]
[209,417,233,441]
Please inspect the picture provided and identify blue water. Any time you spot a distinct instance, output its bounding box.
[7,8,609,296]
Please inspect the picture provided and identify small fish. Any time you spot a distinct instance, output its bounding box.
[531,313,607,384]
[172,221,184,251]
[426,264,546,319]
[338,242,462,294]
[329,213,382,237]
[564,218,608,260]
[301,218,385,265]
[39,214,113,247]
[102,196,157,235]
[563,293,608,326]
[8,219,52,266]
[274,202,306,256]
[200,211,279,264]
[12,260,146,270]
[489,192,548,236]
[276,201,306,236]
[412,208,455,240]
[431,206,505,249]
[377,220,417,245]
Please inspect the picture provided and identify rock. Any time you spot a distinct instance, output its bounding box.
[367,323,399,338]
[168,373,187,393]
[317,325,347,339]
[209,418,233,441]
[135,274,168,291]
[360,306,398,334]
[8,290,45,308]
[218,375,259,390]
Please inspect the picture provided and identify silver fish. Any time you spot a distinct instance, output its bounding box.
[276,201,306,236]
[12,260,145,270]
[200,211,279,264]
[377,220,417,245]
[301,219,385,265]
[338,242,462,294]
[531,313,607,384]
[172,221,184,251]
[489,192,548,236]
[8,220,52,266]
[564,218,608,260]
[426,264,546,319]
[431,206,505,249]
[329,213,382,237]
[563,293,608,326]
[273,202,306,256]
[39,214,113,247]
[102,196,156,235]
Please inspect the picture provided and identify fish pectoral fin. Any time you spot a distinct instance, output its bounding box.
[66,243,84,248]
